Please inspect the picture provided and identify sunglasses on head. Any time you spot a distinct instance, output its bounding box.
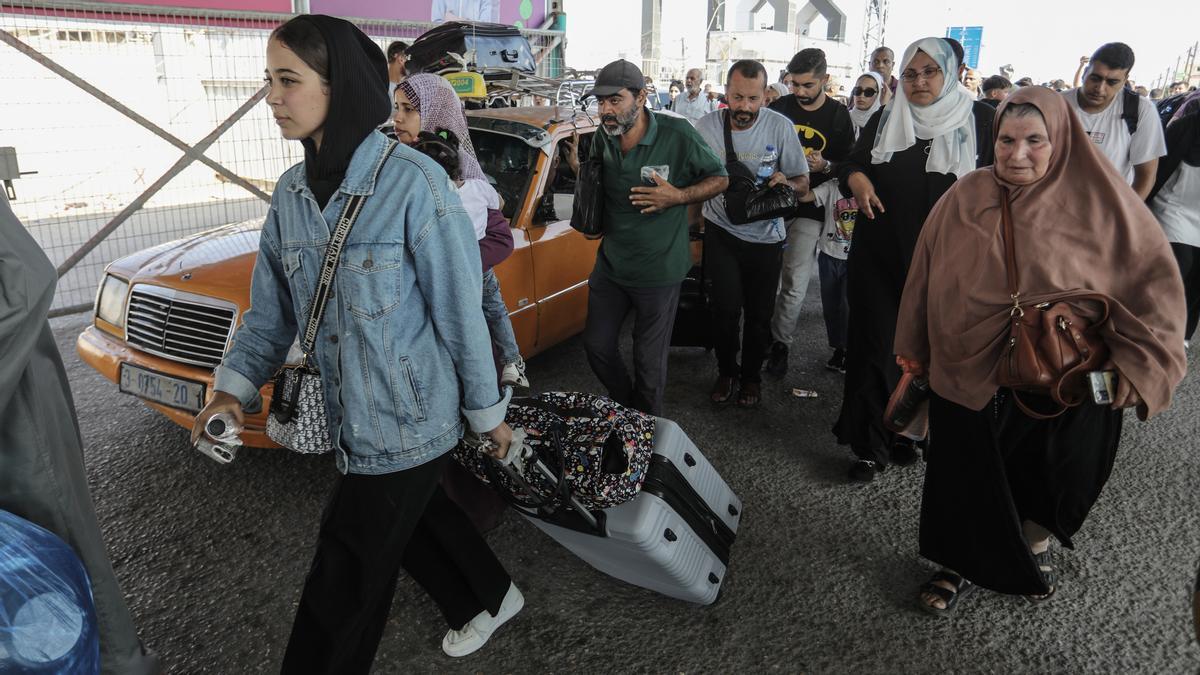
[852,87,878,97]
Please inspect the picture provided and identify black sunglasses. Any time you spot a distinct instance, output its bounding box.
[852,87,878,97]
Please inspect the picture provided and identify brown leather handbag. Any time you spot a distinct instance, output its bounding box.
[995,187,1111,418]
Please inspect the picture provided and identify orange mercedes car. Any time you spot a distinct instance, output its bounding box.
[77,106,601,451]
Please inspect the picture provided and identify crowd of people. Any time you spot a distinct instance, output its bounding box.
[603,36,1192,616]
[3,12,1196,674]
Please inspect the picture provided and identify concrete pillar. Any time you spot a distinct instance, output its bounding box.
[641,0,661,81]
[783,0,799,34]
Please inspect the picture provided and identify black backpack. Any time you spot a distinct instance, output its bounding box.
[1157,92,1189,129]
[1120,87,1139,135]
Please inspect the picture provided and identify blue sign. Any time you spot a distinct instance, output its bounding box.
[945,26,983,70]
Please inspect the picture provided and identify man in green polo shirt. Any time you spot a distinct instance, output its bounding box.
[582,59,728,415]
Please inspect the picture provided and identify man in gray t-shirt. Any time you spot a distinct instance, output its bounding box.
[694,60,810,407]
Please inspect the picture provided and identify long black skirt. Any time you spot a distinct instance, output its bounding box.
[920,390,1124,595]
[833,208,910,464]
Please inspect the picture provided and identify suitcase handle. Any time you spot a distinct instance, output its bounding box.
[482,429,606,536]
[480,427,570,511]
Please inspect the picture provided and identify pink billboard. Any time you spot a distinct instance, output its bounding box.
[83,0,549,29]
[89,0,290,12]
[310,0,547,28]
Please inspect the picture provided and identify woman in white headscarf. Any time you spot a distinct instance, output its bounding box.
[832,37,996,482]
[848,71,885,138]
[765,81,789,106]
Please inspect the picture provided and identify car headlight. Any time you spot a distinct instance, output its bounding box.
[95,275,129,328]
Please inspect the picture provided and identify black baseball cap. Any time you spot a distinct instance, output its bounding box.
[584,59,645,99]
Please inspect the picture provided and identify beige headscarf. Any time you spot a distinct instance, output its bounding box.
[894,86,1186,420]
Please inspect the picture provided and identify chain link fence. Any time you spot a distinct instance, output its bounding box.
[0,1,564,315]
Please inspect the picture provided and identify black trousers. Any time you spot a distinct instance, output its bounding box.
[920,391,1123,595]
[583,264,682,416]
[817,252,849,351]
[281,453,510,674]
[704,222,784,384]
[1171,243,1200,341]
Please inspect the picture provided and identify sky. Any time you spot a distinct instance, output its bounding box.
[564,0,1197,89]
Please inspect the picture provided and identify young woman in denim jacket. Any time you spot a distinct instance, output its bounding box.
[191,15,523,671]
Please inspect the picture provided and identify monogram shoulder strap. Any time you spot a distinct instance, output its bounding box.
[299,139,397,362]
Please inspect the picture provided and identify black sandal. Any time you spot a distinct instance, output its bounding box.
[918,570,977,617]
[1024,549,1058,605]
[890,437,921,466]
[710,375,737,405]
[736,382,762,408]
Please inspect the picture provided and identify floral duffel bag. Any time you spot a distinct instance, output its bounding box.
[452,391,655,513]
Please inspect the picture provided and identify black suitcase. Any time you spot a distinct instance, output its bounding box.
[407,21,536,77]
[671,229,711,349]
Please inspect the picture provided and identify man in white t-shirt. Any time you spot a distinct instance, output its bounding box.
[1062,42,1166,198]
[672,68,718,123]
[694,60,809,407]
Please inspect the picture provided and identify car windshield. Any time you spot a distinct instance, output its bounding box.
[468,129,537,220]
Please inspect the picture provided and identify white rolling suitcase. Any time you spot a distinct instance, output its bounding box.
[519,418,742,605]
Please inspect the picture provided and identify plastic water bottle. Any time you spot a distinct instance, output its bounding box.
[756,145,778,186]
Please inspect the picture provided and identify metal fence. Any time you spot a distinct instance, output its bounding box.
[0,1,565,315]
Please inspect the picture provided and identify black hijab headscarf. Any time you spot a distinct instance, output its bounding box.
[290,15,390,210]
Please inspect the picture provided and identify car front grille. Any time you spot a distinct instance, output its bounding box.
[124,286,237,369]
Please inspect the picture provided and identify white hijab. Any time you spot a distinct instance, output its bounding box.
[870,37,977,178]
[848,71,885,132]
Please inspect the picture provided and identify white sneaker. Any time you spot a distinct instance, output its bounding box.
[441,582,524,658]
[500,357,530,389]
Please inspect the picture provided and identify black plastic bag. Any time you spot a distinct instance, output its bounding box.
[724,176,799,225]
[570,142,605,236]
[720,111,799,225]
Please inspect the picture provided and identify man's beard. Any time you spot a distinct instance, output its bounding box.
[796,93,817,105]
[730,109,758,129]
[601,105,639,137]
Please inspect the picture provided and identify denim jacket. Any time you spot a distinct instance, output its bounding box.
[215,130,509,475]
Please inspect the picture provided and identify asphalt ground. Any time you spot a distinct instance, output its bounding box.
[51,285,1200,674]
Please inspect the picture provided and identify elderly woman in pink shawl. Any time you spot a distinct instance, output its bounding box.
[895,86,1185,616]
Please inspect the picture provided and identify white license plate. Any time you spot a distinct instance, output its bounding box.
[118,364,206,413]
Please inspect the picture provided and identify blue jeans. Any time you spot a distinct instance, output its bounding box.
[818,252,848,351]
[482,268,520,364]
